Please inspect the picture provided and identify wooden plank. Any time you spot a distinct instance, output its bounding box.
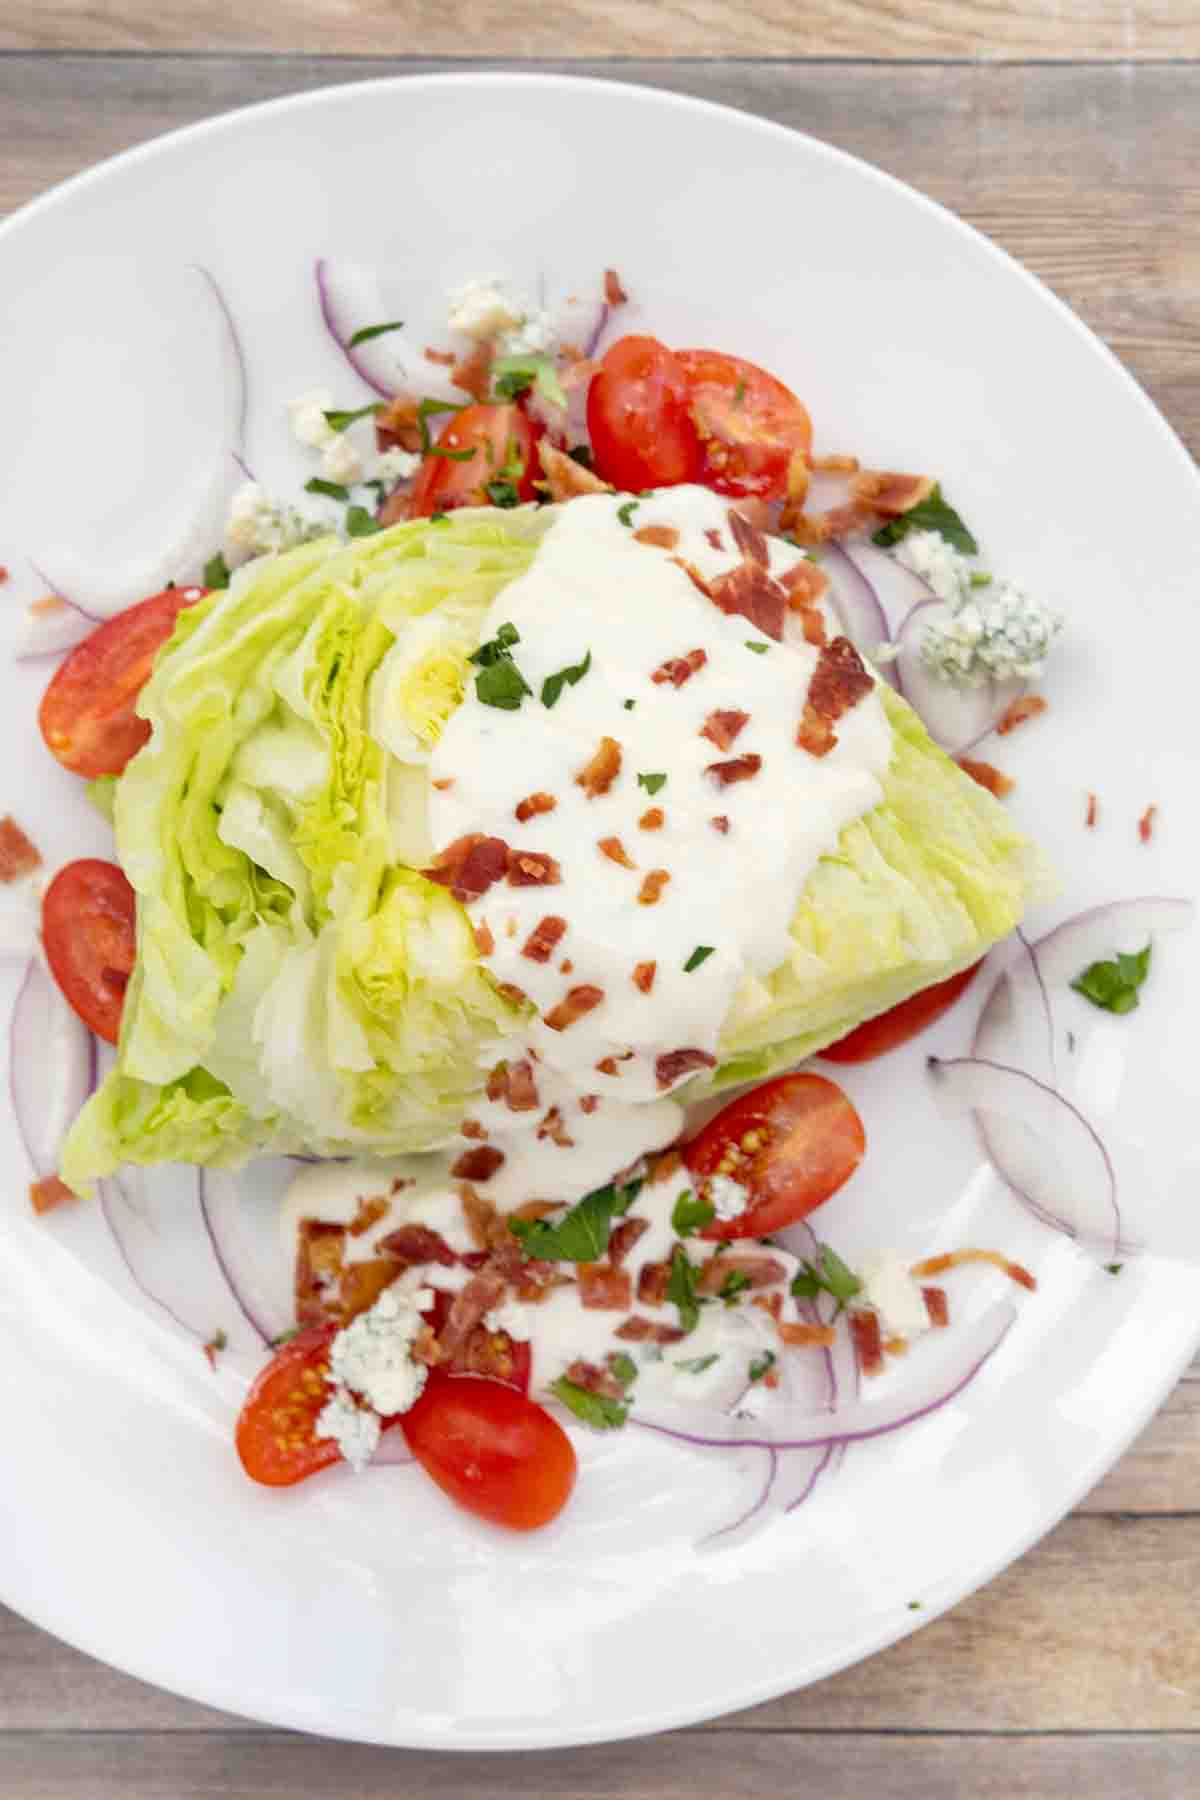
[6,0,1200,61]
[1,58,1197,463]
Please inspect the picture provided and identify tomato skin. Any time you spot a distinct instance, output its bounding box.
[41,859,137,1045]
[586,335,703,492]
[408,403,539,517]
[685,1072,865,1241]
[38,586,202,778]
[236,1325,343,1488]
[401,1374,577,1532]
[820,963,982,1064]
[676,350,812,500]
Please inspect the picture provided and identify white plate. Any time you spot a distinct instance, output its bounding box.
[1,73,1199,1750]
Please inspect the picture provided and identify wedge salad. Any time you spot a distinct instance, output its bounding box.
[11,265,1188,1540]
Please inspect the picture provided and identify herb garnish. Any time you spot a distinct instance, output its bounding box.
[684,945,715,973]
[637,772,667,796]
[347,319,405,347]
[667,1246,701,1334]
[469,621,531,711]
[744,639,770,655]
[344,505,381,538]
[551,1378,629,1430]
[970,571,993,589]
[872,482,978,555]
[790,1244,862,1311]
[719,1270,751,1305]
[677,1354,719,1375]
[323,401,384,433]
[509,1175,642,1261]
[492,352,568,410]
[617,500,640,527]
[671,1190,715,1238]
[269,1327,300,1347]
[203,551,231,590]
[1070,943,1152,1015]
[623,698,636,711]
[485,478,521,508]
[541,649,592,709]
[304,477,351,501]
[609,1353,637,1387]
[416,396,467,453]
[749,1350,777,1384]
[1105,1263,1124,1276]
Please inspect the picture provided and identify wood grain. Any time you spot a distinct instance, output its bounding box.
[7,0,1200,60]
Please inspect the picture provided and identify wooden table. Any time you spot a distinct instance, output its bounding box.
[4,7,1199,1794]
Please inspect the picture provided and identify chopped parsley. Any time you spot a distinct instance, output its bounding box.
[617,500,640,527]
[492,352,568,410]
[667,1245,701,1334]
[416,396,467,453]
[203,551,230,590]
[749,1350,777,1384]
[684,945,715,973]
[347,318,405,347]
[744,639,770,655]
[541,649,593,709]
[676,1354,719,1375]
[430,444,477,463]
[1070,943,1152,1015]
[469,621,530,711]
[509,1175,642,1261]
[344,505,381,538]
[551,1377,628,1430]
[304,477,351,501]
[323,401,384,433]
[719,1270,752,1305]
[734,378,747,408]
[790,1244,862,1311]
[1105,1263,1124,1276]
[623,698,636,711]
[485,478,521,508]
[637,772,667,797]
[872,482,978,555]
[609,1352,637,1388]
[671,1189,715,1238]
[970,571,993,589]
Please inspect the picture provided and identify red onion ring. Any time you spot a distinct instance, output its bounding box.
[822,544,899,690]
[10,957,96,1176]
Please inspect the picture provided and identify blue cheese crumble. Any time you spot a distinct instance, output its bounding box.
[316,1277,432,1470]
[894,528,1063,688]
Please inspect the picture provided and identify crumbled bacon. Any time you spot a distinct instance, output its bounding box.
[441,1266,510,1355]
[595,1056,620,1077]
[700,709,750,751]
[778,1321,837,1347]
[564,1357,626,1400]
[608,1217,650,1266]
[850,470,934,516]
[561,958,574,974]
[709,562,787,641]
[507,849,562,886]
[923,1285,950,1328]
[637,1260,674,1305]
[651,647,707,687]
[537,440,612,500]
[996,694,1047,736]
[727,508,770,568]
[706,752,762,787]
[796,636,873,757]
[615,1314,686,1344]
[431,777,455,791]
[1086,792,1099,828]
[450,1145,506,1182]
[30,1174,75,1215]
[515,790,557,823]
[0,816,41,882]
[696,1253,787,1296]
[377,1224,458,1267]
[459,1184,502,1252]
[634,524,680,550]
[521,914,567,963]
[423,346,456,366]
[637,869,671,905]
[849,1308,885,1375]
[536,1105,575,1148]
[604,267,629,306]
[811,454,860,474]
[450,339,494,401]
[753,1292,783,1322]
[375,392,422,452]
[730,497,772,532]
[347,1195,389,1238]
[710,815,730,834]
[423,833,509,902]
[497,976,530,1005]
[459,1118,487,1140]
[474,920,495,957]
[704,527,725,551]
[577,1263,634,1310]
[673,556,715,598]
[295,1220,346,1326]
[575,736,622,798]
[655,1048,716,1090]
[598,835,636,868]
[486,1058,540,1112]
[1139,803,1157,843]
[543,984,605,1031]
[339,1260,400,1322]
[910,1249,1037,1291]
[638,807,665,831]
[958,757,1015,798]
[579,1093,599,1114]
[632,960,657,993]
[780,559,831,608]
[649,1149,683,1184]
[781,501,872,546]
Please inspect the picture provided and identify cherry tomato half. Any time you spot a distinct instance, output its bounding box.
[42,858,137,1044]
[408,403,540,518]
[401,1374,577,1532]
[685,1072,865,1241]
[38,586,203,778]
[236,1324,344,1488]
[676,350,812,500]
[820,963,982,1064]
[586,335,703,492]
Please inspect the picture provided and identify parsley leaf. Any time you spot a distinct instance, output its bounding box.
[667,1246,701,1334]
[872,482,978,555]
[203,551,230,590]
[551,1378,628,1430]
[1070,943,1152,1015]
[684,945,715,973]
[749,1350,777,1383]
[347,318,405,347]
[430,444,477,463]
[617,500,640,527]
[608,1352,637,1388]
[1105,1262,1124,1275]
[637,772,667,796]
[474,658,530,710]
[671,1189,715,1238]
[344,505,381,538]
[304,477,351,501]
[323,402,384,433]
[470,622,521,666]
[676,1354,719,1375]
[491,352,568,410]
[509,1176,641,1262]
[719,1270,752,1305]
[744,639,770,655]
[485,478,521,508]
[790,1244,862,1310]
[541,649,592,709]
[416,396,467,453]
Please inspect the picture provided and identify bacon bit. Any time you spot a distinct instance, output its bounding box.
[850,470,934,517]
[637,1260,674,1306]
[442,1265,510,1355]
[537,440,612,500]
[706,752,762,787]
[910,1249,1037,1292]
[632,960,657,994]
[577,1263,634,1310]
[31,593,65,615]
[543,984,605,1031]
[731,497,772,532]
[579,1093,600,1114]
[651,647,708,687]
[637,807,665,832]
[849,1307,885,1376]
[923,1286,950,1328]
[797,635,873,757]
[1139,804,1157,844]
[649,1149,683,1185]
[486,1058,540,1112]
[996,694,1048,736]
[459,1185,500,1252]
[536,1105,575,1149]
[634,524,680,550]
[753,1291,783,1322]
[496,981,529,1007]
[1086,792,1099,828]
[882,1336,910,1357]
[564,1357,626,1400]
[346,1195,389,1238]
[608,1217,650,1266]
[30,1174,75,1215]
[0,567,8,584]
[595,1056,620,1077]
[575,735,622,798]
[473,920,495,957]
[710,815,730,835]
[459,1118,487,1141]
[778,1321,837,1347]
[673,556,715,599]
[450,338,494,401]
[700,709,750,751]
[423,346,456,365]
[958,757,1015,798]
[696,1253,787,1296]
[202,1329,228,1370]
[604,267,629,306]
[785,450,810,506]
[450,1145,506,1182]
[294,1220,345,1325]
[780,559,831,608]
[0,817,41,882]
[560,958,574,974]
[637,868,671,905]
[709,562,787,641]
[375,392,422,452]
[727,508,769,568]
[655,1048,716,1090]
[377,1224,458,1267]
[811,453,860,474]
[783,500,872,546]
[340,1259,401,1323]
[449,1324,525,1383]
[423,833,509,902]
[431,777,455,791]
[507,849,562,887]
[704,527,725,552]
[521,914,567,964]
[598,835,636,869]
[615,1314,686,1344]
[514,790,557,824]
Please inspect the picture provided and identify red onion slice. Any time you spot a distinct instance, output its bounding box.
[99,1171,208,1341]
[316,261,464,405]
[198,1163,298,1347]
[10,957,96,1176]
[822,544,898,689]
[1031,897,1194,992]
[889,592,1023,754]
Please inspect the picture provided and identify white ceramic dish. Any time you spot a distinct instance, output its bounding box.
[1,72,1198,1750]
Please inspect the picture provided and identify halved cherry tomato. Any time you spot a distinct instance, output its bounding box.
[586,334,702,492]
[38,586,203,778]
[42,858,136,1044]
[676,350,812,500]
[401,1373,577,1532]
[236,1324,344,1487]
[820,962,982,1064]
[685,1072,865,1241]
[408,402,540,517]
[424,1288,531,1394]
